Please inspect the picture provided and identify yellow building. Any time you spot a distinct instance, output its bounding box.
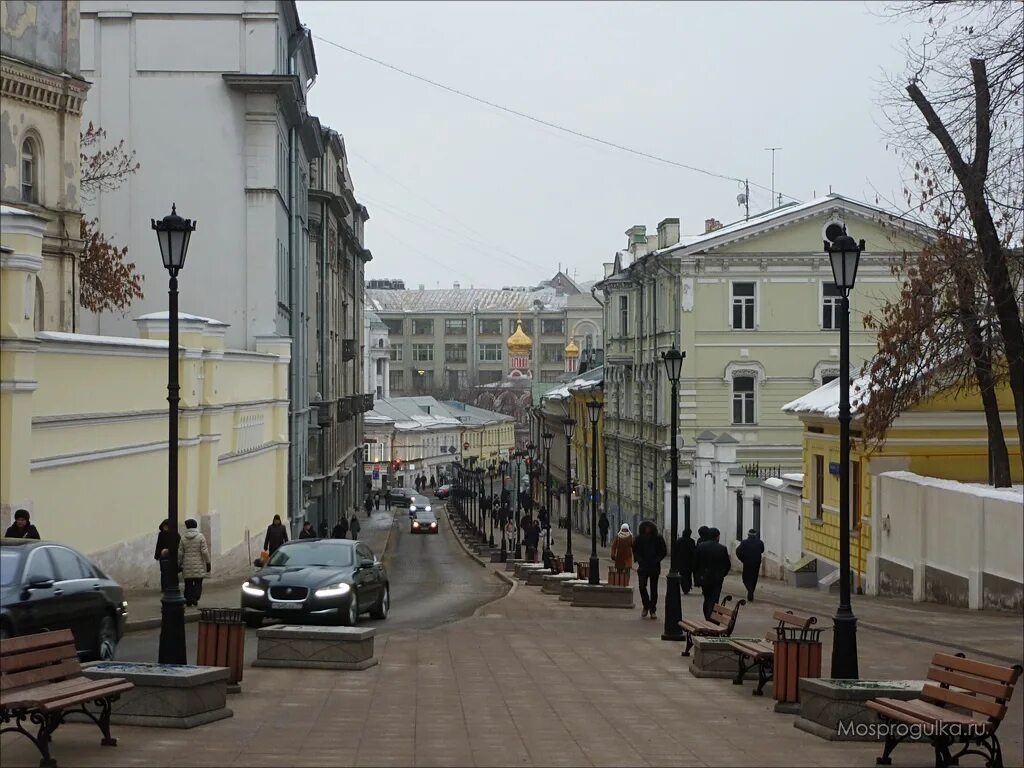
[783,375,1021,580]
[1,206,289,588]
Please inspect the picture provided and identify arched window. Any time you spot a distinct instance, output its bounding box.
[34,277,45,333]
[21,137,39,203]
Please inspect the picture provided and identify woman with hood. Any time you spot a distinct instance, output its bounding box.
[177,519,210,606]
[4,509,40,540]
[299,520,317,539]
[610,523,634,574]
[154,519,178,590]
[263,514,288,555]
[671,528,697,595]
[349,511,361,540]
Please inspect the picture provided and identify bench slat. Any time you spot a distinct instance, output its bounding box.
[731,641,773,659]
[927,667,1014,701]
[2,677,130,711]
[932,653,1023,685]
[0,630,76,657]
[880,697,989,730]
[39,680,133,713]
[0,644,78,674]
[1,677,112,708]
[867,700,932,727]
[772,610,815,629]
[922,683,1006,720]
[0,658,82,692]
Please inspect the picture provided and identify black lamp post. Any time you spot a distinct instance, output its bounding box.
[585,399,602,585]
[562,419,576,572]
[514,450,524,559]
[541,431,554,568]
[477,468,487,543]
[488,461,496,547]
[152,204,195,666]
[826,229,864,679]
[499,459,509,561]
[661,345,686,641]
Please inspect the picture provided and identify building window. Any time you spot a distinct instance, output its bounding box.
[411,319,433,335]
[478,370,502,384]
[389,344,403,362]
[541,318,565,335]
[619,295,629,336]
[541,343,564,363]
[390,370,404,391]
[21,137,38,203]
[479,343,502,362]
[752,498,761,533]
[822,374,838,385]
[383,318,403,336]
[731,282,755,330]
[445,318,467,335]
[813,454,824,519]
[412,343,434,362]
[413,369,433,390]
[478,318,502,335]
[445,343,467,363]
[822,283,842,330]
[732,376,755,424]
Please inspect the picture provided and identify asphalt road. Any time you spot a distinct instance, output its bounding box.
[115,507,507,663]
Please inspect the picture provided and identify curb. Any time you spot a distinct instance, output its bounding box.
[444,507,488,568]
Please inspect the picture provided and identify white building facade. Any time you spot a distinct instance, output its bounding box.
[365,309,390,400]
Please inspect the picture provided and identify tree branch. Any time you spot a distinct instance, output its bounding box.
[970,57,992,180]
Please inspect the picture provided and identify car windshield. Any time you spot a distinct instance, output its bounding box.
[413,510,437,522]
[0,548,21,586]
[409,496,431,508]
[267,542,353,568]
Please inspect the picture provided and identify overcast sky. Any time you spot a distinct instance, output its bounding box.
[298,0,925,289]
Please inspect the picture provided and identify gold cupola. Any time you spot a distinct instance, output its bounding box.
[506,318,533,357]
[564,339,580,359]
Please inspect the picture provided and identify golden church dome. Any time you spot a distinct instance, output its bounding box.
[564,339,580,359]
[506,319,533,355]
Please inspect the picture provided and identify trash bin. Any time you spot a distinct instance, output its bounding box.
[576,561,590,580]
[197,608,245,690]
[607,568,630,587]
[772,611,824,706]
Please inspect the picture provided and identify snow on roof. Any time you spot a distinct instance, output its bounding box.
[1,204,42,217]
[136,311,229,326]
[541,367,604,403]
[763,478,785,489]
[369,396,462,432]
[439,400,515,425]
[37,331,169,349]
[781,374,871,419]
[880,471,1023,503]
[781,473,804,483]
[366,286,569,313]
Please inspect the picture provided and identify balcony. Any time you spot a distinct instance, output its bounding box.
[337,397,353,422]
[342,339,356,362]
[355,393,375,413]
[311,400,334,427]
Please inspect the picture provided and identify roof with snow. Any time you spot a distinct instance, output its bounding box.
[366,286,571,314]
[368,396,463,433]
[540,366,604,403]
[438,400,515,426]
[781,375,872,420]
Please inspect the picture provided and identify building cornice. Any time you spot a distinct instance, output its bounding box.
[1,56,90,116]
[221,73,307,128]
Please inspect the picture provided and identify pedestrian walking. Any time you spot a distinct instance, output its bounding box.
[429,475,436,492]
[263,514,289,556]
[364,494,374,518]
[177,519,210,607]
[538,506,550,531]
[349,512,361,540]
[598,512,610,547]
[633,521,668,620]
[154,519,178,590]
[736,529,765,601]
[4,509,40,540]
[692,526,710,589]
[610,523,634,576]
[695,528,731,620]
[318,520,329,538]
[299,521,316,539]
[373,491,381,511]
[384,489,392,511]
[525,519,541,562]
[332,516,349,539]
[671,528,696,595]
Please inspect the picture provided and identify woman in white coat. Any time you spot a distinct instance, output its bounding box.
[178,518,211,606]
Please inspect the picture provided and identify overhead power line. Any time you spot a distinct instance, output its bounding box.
[312,34,801,204]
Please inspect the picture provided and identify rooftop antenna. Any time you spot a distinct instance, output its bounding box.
[736,179,750,221]
[765,147,781,208]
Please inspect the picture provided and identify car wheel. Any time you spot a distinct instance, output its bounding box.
[342,595,359,626]
[94,614,117,661]
[370,585,389,620]
[244,614,263,629]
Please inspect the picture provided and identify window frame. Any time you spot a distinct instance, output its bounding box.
[21,136,39,203]
[411,343,434,362]
[731,375,756,425]
[444,343,467,363]
[813,455,825,519]
[619,295,629,337]
[541,318,565,336]
[411,318,434,336]
[821,282,842,330]
[444,318,467,336]
[730,281,757,330]
[478,318,503,336]
[479,343,502,362]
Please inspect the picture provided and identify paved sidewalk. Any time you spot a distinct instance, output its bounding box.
[122,507,399,631]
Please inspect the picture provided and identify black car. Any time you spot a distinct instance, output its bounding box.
[410,508,439,534]
[408,494,432,519]
[0,539,128,660]
[386,487,415,506]
[241,539,389,628]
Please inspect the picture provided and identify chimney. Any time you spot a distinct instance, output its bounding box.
[453,281,460,290]
[603,262,614,278]
[624,225,647,257]
[657,218,680,249]
[704,218,723,234]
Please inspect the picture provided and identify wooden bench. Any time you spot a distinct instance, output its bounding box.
[1,630,133,767]
[729,609,820,697]
[678,595,745,657]
[867,652,1022,768]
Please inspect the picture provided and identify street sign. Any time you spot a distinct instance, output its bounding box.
[372,470,380,479]
[829,461,841,476]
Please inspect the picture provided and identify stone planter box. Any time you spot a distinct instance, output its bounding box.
[253,624,378,671]
[514,563,546,579]
[571,583,634,609]
[793,679,926,741]
[79,662,232,729]
[689,636,763,680]
[490,551,505,563]
[505,558,525,572]
[559,579,589,601]
[526,569,556,586]
[541,573,578,594]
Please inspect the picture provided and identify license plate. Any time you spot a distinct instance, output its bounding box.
[270,601,303,610]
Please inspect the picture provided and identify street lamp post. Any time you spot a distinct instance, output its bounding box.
[661,346,686,642]
[562,419,576,573]
[488,462,496,547]
[499,459,509,562]
[586,399,602,585]
[477,468,487,543]
[514,451,524,559]
[826,229,864,679]
[152,204,196,666]
[542,431,554,569]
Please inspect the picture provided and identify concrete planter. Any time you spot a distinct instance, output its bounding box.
[80,662,232,729]
[526,568,556,586]
[793,679,926,741]
[559,579,589,601]
[541,573,578,594]
[514,563,546,579]
[490,551,505,563]
[571,583,634,609]
[253,624,378,670]
[505,558,525,572]
[688,636,762,680]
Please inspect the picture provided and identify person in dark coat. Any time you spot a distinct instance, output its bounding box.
[736,529,765,601]
[429,475,436,492]
[697,528,731,620]
[5,509,40,540]
[373,491,381,511]
[598,512,610,547]
[299,521,317,539]
[263,514,288,555]
[154,519,178,590]
[363,495,374,517]
[384,489,392,511]
[525,520,541,562]
[633,521,668,620]
[332,517,349,539]
[349,513,361,540]
[692,525,710,588]
[671,527,696,595]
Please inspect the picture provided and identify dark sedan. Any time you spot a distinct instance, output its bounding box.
[0,539,128,660]
[241,539,389,628]
[410,508,439,534]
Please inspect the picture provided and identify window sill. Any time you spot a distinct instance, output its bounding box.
[730,423,758,428]
[809,517,825,526]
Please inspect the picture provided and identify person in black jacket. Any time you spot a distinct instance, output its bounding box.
[153,518,177,590]
[698,528,731,620]
[736,529,765,601]
[299,521,317,539]
[331,517,349,539]
[525,519,541,562]
[5,509,41,540]
[692,526,710,588]
[671,528,696,595]
[263,514,288,555]
[633,521,668,620]
[598,513,610,547]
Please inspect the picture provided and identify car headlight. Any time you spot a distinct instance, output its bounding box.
[314,582,352,598]
[425,505,432,512]
[410,504,417,511]
[412,521,420,528]
[430,522,437,528]
[242,581,265,597]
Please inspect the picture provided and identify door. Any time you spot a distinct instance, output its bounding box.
[17,547,67,637]
[355,544,381,605]
[45,546,97,653]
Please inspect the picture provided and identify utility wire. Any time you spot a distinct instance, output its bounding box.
[313,34,802,203]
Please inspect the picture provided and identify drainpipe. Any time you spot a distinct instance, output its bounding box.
[320,155,329,530]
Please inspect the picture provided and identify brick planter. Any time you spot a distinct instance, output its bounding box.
[793,679,926,741]
[253,625,378,670]
[688,636,762,679]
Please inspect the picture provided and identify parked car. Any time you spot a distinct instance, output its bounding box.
[386,487,415,506]
[410,508,439,534]
[241,539,389,628]
[435,484,451,499]
[408,494,432,519]
[0,538,128,660]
